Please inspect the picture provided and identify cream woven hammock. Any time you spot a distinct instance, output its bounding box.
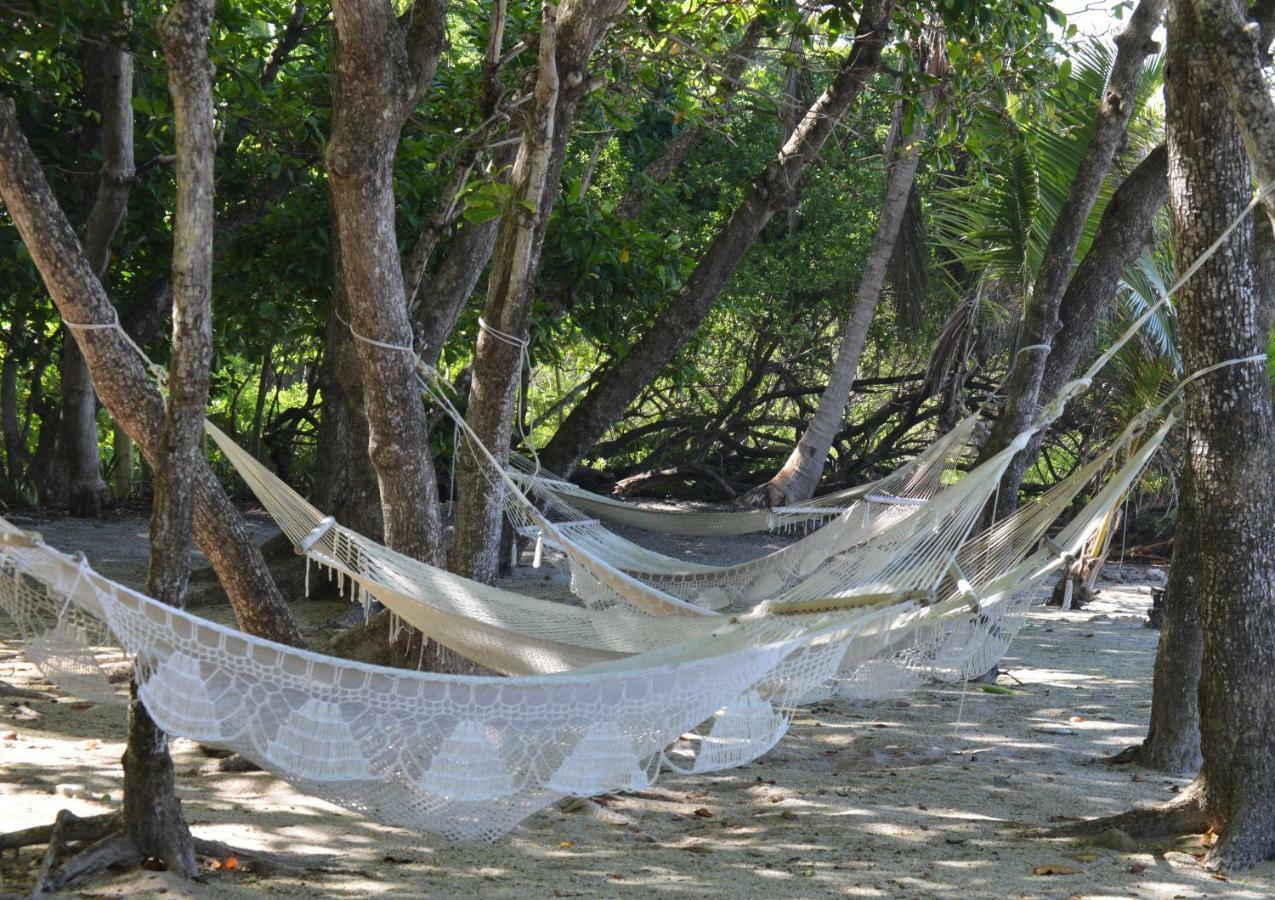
[0,516,931,841]
[506,414,981,612]
[505,411,981,537]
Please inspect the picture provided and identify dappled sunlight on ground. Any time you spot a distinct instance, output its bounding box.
[2,519,1272,896]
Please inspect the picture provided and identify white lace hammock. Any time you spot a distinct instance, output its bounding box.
[0,516,926,842]
[505,411,982,537]
[0,417,1170,842]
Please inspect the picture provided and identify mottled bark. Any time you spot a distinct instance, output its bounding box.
[327,0,447,565]
[1093,2,1275,869]
[1173,0,1275,871]
[450,0,627,581]
[1191,0,1275,234]
[540,0,897,476]
[977,0,1165,518]
[0,100,303,647]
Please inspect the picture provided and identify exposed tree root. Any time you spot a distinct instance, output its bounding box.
[1051,790,1208,840]
[191,837,344,876]
[0,810,119,852]
[1102,739,1201,774]
[1,810,347,893]
[0,679,55,700]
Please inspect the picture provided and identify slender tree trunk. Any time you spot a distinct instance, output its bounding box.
[754,99,931,506]
[976,0,1166,519]
[248,351,272,458]
[60,28,137,517]
[539,0,897,476]
[449,0,627,581]
[450,1,562,581]
[0,101,303,647]
[1004,145,1170,494]
[327,0,447,565]
[413,215,501,367]
[59,345,104,515]
[123,0,221,875]
[1,346,18,496]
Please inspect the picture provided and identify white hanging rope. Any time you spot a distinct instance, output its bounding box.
[63,305,168,386]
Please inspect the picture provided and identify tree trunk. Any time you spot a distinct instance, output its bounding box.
[59,344,105,515]
[112,423,134,500]
[976,0,1166,519]
[755,99,931,506]
[312,299,385,541]
[1123,466,1203,772]
[1007,145,1169,494]
[60,30,137,517]
[539,0,897,476]
[327,0,447,566]
[1168,0,1275,870]
[120,0,222,874]
[449,0,628,581]
[0,100,303,647]
[1,344,18,497]
[450,1,562,581]
[248,351,272,458]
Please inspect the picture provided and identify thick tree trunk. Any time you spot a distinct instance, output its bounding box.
[755,105,930,506]
[0,100,303,647]
[1123,466,1203,772]
[449,0,627,581]
[539,0,897,476]
[1167,0,1275,870]
[327,0,447,565]
[412,216,501,367]
[976,0,1165,519]
[1191,0,1275,234]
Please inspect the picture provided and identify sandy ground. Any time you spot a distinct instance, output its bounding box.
[2,510,1274,898]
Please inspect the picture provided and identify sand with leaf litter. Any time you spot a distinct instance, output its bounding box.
[2,509,1273,898]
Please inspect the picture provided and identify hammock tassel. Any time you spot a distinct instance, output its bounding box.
[532,530,543,568]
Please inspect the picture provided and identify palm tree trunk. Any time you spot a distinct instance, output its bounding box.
[755,113,928,506]
[976,0,1166,519]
